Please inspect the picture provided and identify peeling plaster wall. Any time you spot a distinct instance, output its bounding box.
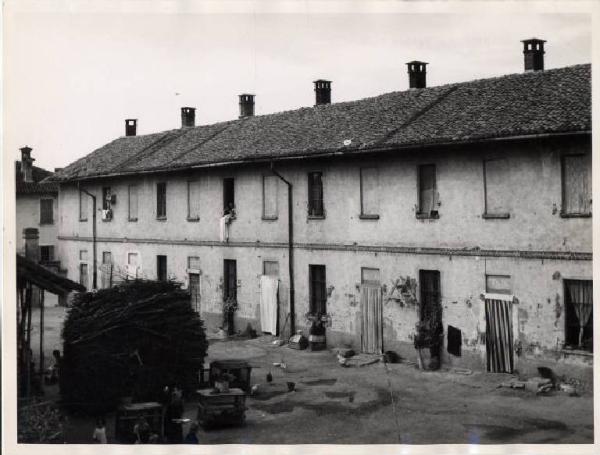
[57,136,592,374]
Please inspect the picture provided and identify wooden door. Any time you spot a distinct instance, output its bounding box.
[485,298,514,373]
[360,284,383,354]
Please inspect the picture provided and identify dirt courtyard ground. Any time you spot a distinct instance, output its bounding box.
[33,306,593,444]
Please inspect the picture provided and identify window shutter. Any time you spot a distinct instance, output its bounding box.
[484,159,510,215]
[128,185,138,220]
[360,168,379,215]
[188,181,202,219]
[418,165,436,214]
[563,155,591,214]
[263,176,278,218]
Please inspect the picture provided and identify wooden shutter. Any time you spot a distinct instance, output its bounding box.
[360,168,379,216]
[309,265,326,314]
[156,182,166,218]
[188,180,202,219]
[563,155,591,215]
[484,159,510,215]
[128,185,138,220]
[308,172,324,216]
[263,176,278,219]
[40,199,53,224]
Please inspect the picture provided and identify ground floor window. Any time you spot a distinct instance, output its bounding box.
[564,279,593,352]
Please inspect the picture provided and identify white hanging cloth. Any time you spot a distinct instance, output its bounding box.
[259,275,279,334]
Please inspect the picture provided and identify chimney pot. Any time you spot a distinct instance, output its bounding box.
[406,61,428,89]
[314,80,331,105]
[239,94,255,118]
[521,38,546,72]
[20,146,35,182]
[181,107,196,128]
[125,119,137,136]
[23,227,40,262]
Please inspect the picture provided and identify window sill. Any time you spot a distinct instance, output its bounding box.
[129,218,138,222]
[101,219,112,223]
[156,217,167,221]
[416,212,439,220]
[359,214,380,220]
[308,215,326,220]
[39,222,54,226]
[262,216,278,221]
[482,213,510,220]
[79,219,88,222]
[187,217,200,222]
[560,212,592,218]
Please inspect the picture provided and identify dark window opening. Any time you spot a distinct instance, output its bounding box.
[418,270,443,356]
[224,259,237,301]
[564,279,593,352]
[223,178,235,215]
[417,164,438,218]
[156,182,167,219]
[40,245,54,262]
[102,187,112,210]
[309,265,327,315]
[157,255,167,281]
[40,199,54,225]
[308,172,324,217]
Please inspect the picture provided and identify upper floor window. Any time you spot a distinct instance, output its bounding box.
[79,191,88,221]
[417,164,438,219]
[187,180,202,221]
[360,168,379,219]
[308,171,324,218]
[102,187,112,210]
[156,182,167,219]
[128,184,138,221]
[40,245,54,262]
[40,198,54,225]
[483,158,510,219]
[223,177,235,216]
[561,154,591,217]
[262,175,278,220]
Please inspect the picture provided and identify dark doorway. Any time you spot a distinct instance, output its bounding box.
[309,265,327,315]
[157,255,167,281]
[419,270,443,366]
[223,178,235,213]
[223,259,237,335]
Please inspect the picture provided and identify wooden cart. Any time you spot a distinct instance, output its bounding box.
[115,401,163,443]
[209,360,252,393]
[196,388,247,429]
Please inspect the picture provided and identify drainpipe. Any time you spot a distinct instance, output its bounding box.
[270,162,295,336]
[78,184,97,290]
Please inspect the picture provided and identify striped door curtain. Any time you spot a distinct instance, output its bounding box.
[485,295,514,373]
[361,285,383,354]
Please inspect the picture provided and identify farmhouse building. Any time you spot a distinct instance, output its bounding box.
[15,147,61,270]
[51,40,592,379]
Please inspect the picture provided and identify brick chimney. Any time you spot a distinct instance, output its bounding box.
[314,80,331,105]
[20,146,34,182]
[181,107,196,128]
[239,94,255,118]
[125,119,137,136]
[406,61,428,89]
[23,228,40,262]
[522,38,546,72]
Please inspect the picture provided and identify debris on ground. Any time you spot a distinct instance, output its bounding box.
[271,339,285,346]
[498,380,526,389]
[288,333,308,350]
[449,367,472,375]
[525,377,552,393]
[333,348,355,358]
[383,351,401,363]
[342,354,381,368]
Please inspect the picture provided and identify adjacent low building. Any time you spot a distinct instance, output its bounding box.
[52,39,592,380]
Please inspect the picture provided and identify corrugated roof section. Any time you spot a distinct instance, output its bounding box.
[53,64,591,182]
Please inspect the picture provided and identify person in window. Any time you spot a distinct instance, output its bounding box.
[220,203,236,242]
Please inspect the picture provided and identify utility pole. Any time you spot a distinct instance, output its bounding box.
[79,186,98,290]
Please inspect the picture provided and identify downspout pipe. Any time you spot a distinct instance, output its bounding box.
[78,184,98,290]
[270,161,295,336]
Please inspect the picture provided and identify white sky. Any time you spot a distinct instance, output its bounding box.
[3,6,592,171]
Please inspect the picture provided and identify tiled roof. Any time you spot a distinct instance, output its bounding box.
[54,64,591,182]
[15,162,59,194]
